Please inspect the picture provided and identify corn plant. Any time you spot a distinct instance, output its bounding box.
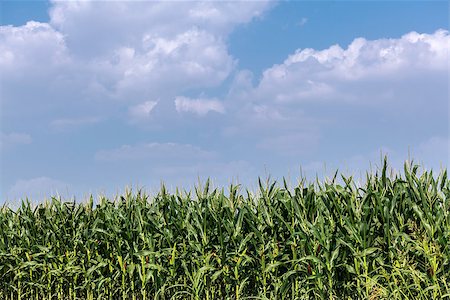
[0,158,449,299]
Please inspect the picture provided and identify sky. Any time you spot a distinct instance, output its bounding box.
[0,0,449,203]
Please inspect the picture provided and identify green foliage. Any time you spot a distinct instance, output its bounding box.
[1,159,449,299]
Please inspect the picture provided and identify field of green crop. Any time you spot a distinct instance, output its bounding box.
[0,159,449,300]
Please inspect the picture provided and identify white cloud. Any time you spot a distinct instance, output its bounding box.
[284,30,448,72]
[1,1,448,200]
[50,117,101,130]
[0,22,85,122]
[189,29,448,177]
[252,104,285,121]
[0,1,275,201]
[175,96,225,116]
[42,0,271,99]
[223,29,448,158]
[1,1,271,127]
[254,29,449,105]
[7,177,70,201]
[128,101,158,120]
[1,132,32,149]
[108,28,235,99]
[0,21,68,71]
[49,1,272,52]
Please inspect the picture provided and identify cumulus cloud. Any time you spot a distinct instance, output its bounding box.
[48,1,272,54]
[0,1,273,201]
[104,28,235,101]
[0,21,91,125]
[225,29,448,158]
[0,21,72,117]
[1,1,271,128]
[254,29,448,105]
[175,96,225,116]
[44,0,271,98]
[0,21,68,71]
[178,28,450,183]
[1,1,448,200]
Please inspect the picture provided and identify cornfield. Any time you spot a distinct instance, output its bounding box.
[1,159,449,299]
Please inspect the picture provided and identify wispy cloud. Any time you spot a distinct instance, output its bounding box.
[1,132,32,149]
[50,117,101,131]
[297,17,308,27]
[128,101,158,120]
[175,96,225,116]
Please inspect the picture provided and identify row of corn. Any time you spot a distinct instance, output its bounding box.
[0,159,449,299]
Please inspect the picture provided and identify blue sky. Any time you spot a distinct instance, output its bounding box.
[1,0,449,203]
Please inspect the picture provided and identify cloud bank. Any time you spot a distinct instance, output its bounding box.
[1,1,448,201]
